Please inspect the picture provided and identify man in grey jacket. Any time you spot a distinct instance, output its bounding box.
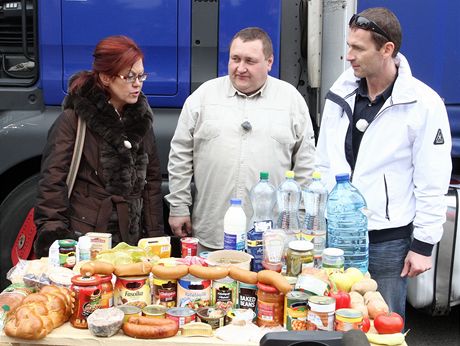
[166,27,315,253]
[316,8,451,320]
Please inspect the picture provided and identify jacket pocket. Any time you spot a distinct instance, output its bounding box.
[383,174,390,221]
[270,125,295,145]
[195,120,221,141]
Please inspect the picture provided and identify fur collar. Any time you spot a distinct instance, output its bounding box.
[62,73,153,151]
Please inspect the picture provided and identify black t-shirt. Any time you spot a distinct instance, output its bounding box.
[352,78,395,161]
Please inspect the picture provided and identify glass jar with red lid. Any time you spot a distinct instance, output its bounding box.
[99,274,114,308]
[70,274,102,328]
[256,282,284,327]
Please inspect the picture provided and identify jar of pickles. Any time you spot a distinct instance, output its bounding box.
[256,282,284,327]
[322,248,345,275]
[286,240,314,276]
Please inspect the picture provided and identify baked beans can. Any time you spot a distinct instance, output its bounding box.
[284,290,309,331]
[114,275,151,308]
[153,277,177,308]
[238,282,257,311]
[334,308,363,332]
[181,237,199,257]
[70,274,102,328]
[306,295,336,331]
[166,307,196,330]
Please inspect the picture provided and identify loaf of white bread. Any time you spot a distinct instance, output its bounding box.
[4,285,72,340]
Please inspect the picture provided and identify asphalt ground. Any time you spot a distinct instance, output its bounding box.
[405,303,460,345]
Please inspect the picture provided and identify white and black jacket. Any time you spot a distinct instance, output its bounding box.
[316,53,452,256]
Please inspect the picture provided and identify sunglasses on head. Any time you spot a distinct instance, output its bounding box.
[349,14,392,42]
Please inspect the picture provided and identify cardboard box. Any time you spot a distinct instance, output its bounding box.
[138,236,171,258]
[86,232,112,259]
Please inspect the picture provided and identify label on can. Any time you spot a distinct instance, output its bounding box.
[306,296,336,331]
[153,278,177,308]
[334,308,363,332]
[212,277,237,312]
[166,307,196,330]
[238,283,257,310]
[114,276,150,308]
[181,237,199,258]
[177,275,211,309]
[284,291,309,330]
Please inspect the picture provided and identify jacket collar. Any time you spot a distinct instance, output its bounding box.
[62,73,153,150]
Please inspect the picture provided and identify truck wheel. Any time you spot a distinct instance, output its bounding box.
[0,174,40,291]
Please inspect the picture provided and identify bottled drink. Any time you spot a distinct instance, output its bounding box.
[224,198,247,251]
[247,172,276,271]
[276,171,301,232]
[302,171,328,267]
[326,173,369,273]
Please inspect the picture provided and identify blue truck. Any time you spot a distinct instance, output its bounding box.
[0,0,458,314]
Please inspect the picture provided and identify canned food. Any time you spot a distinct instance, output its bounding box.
[284,291,309,331]
[143,304,167,318]
[117,304,142,323]
[335,308,363,332]
[152,277,177,308]
[238,282,257,311]
[181,237,199,257]
[166,307,196,330]
[196,307,225,329]
[177,274,211,309]
[212,276,237,312]
[114,275,150,308]
[99,274,114,308]
[307,295,336,331]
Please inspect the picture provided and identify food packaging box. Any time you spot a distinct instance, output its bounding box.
[86,232,112,259]
[138,236,171,258]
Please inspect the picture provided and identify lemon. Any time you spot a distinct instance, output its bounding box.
[345,267,365,285]
[329,272,354,292]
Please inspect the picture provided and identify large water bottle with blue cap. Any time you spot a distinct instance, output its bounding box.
[326,173,369,273]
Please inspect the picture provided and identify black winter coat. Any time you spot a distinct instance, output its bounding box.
[34,75,164,257]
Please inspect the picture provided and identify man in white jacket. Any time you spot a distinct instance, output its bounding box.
[316,7,451,319]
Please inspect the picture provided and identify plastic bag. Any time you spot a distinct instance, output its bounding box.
[96,242,152,266]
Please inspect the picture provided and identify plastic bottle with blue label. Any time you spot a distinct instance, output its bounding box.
[326,173,369,273]
[224,198,247,251]
[247,172,276,271]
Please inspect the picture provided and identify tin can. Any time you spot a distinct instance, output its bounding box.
[153,277,177,308]
[180,237,199,257]
[196,307,226,329]
[238,282,257,311]
[166,307,196,330]
[114,275,150,308]
[212,276,237,312]
[199,251,210,260]
[143,304,167,318]
[177,274,211,309]
[284,291,309,330]
[70,274,102,328]
[334,308,363,332]
[117,304,142,323]
[306,295,336,331]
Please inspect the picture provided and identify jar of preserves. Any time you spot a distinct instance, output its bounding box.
[59,239,77,269]
[99,274,114,308]
[70,274,102,328]
[322,248,345,275]
[286,240,314,276]
[256,282,284,327]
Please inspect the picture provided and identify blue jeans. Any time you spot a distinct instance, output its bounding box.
[368,238,411,321]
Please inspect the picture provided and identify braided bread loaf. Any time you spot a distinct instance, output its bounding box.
[4,285,72,340]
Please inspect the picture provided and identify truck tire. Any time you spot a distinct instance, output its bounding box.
[0,174,40,290]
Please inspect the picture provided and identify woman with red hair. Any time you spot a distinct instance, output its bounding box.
[33,35,164,257]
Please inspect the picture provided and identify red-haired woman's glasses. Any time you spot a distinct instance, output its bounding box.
[349,14,391,42]
[117,73,148,83]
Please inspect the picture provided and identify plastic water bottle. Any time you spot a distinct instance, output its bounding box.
[326,173,369,273]
[276,170,301,233]
[224,198,247,251]
[247,172,276,271]
[302,171,328,267]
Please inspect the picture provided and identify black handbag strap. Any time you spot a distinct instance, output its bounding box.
[66,116,86,196]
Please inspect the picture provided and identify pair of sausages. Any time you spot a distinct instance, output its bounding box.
[122,316,178,339]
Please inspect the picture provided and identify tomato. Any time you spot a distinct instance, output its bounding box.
[327,290,350,310]
[360,317,371,333]
[374,312,404,334]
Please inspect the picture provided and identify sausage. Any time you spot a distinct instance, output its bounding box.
[80,260,115,276]
[188,264,229,280]
[257,270,292,294]
[122,316,178,339]
[151,264,189,280]
[228,266,258,284]
[114,262,152,277]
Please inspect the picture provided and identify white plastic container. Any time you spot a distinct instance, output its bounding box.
[77,235,91,262]
[223,198,247,251]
